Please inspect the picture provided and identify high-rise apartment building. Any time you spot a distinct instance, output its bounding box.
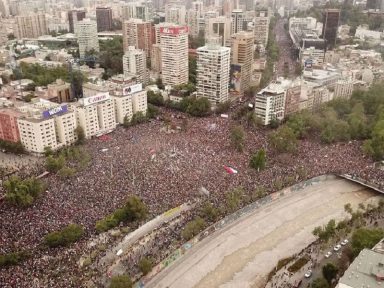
[17,101,77,153]
[96,7,113,32]
[122,2,151,21]
[0,109,20,143]
[254,9,270,47]
[15,13,47,39]
[165,2,186,25]
[123,46,148,85]
[321,9,340,50]
[75,18,99,58]
[206,16,232,47]
[122,19,154,57]
[187,2,203,37]
[196,41,231,104]
[231,9,245,34]
[231,31,254,95]
[68,9,86,33]
[160,25,189,86]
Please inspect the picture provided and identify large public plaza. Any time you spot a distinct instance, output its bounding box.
[1,111,384,287]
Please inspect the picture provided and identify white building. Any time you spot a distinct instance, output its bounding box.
[75,18,99,58]
[206,16,232,47]
[196,42,231,104]
[255,79,292,125]
[334,79,354,99]
[355,25,382,41]
[165,3,186,25]
[73,92,116,138]
[160,25,189,86]
[123,46,148,86]
[254,10,270,47]
[231,9,245,35]
[17,101,77,154]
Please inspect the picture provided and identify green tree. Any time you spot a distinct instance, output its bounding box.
[250,149,266,171]
[188,56,197,84]
[109,275,132,288]
[351,228,384,257]
[130,112,148,126]
[311,277,329,288]
[124,195,148,222]
[199,202,219,222]
[147,104,160,119]
[268,126,297,153]
[45,155,66,173]
[156,78,164,90]
[4,176,44,207]
[186,97,211,117]
[230,125,245,152]
[44,224,84,248]
[215,101,231,114]
[0,251,29,268]
[0,140,25,154]
[75,126,86,145]
[363,119,384,160]
[181,217,206,240]
[58,166,76,178]
[147,90,164,106]
[344,203,353,214]
[322,263,339,285]
[138,257,153,275]
[225,187,243,213]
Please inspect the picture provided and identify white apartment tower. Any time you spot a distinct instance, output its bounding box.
[15,13,47,39]
[254,10,270,47]
[231,9,245,35]
[160,25,189,86]
[165,3,186,25]
[197,42,231,104]
[75,18,99,58]
[123,46,148,86]
[206,16,232,47]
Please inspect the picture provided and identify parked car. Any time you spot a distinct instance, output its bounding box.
[304,270,312,278]
[334,244,342,251]
[341,239,349,246]
[325,251,332,258]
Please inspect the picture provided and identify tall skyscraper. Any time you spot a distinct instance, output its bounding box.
[206,16,232,47]
[122,2,151,21]
[15,13,47,39]
[75,19,99,58]
[96,7,113,32]
[123,46,149,85]
[160,25,189,86]
[122,19,154,57]
[254,9,270,47]
[197,41,231,104]
[231,9,245,35]
[231,31,254,95]
[68,9,86,33]
[321,9,340,50]
[165,2,186,25]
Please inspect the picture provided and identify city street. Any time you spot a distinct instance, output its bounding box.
[274,18,297,78]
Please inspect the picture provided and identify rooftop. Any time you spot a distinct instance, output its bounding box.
[338,249,384,288]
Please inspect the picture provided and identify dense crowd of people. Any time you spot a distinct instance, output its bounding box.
[1,111,384,287]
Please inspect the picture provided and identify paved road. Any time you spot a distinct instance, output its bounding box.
[274,18,296,78]
[146,178,378,288]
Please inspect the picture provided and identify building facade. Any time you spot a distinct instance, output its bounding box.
[160,25,189,86]
[231,31,254,96]
[96,7,113,32]
[322,9,340,50]
[206,16,232,47]
[196,42,231,104]
[122,19,154,57]
[15,13,47,39]
[75,18,99,58]
[68,10,86,33]
[123,46,148,85]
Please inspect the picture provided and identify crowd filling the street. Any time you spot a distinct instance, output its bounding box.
[1,108,384,287]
